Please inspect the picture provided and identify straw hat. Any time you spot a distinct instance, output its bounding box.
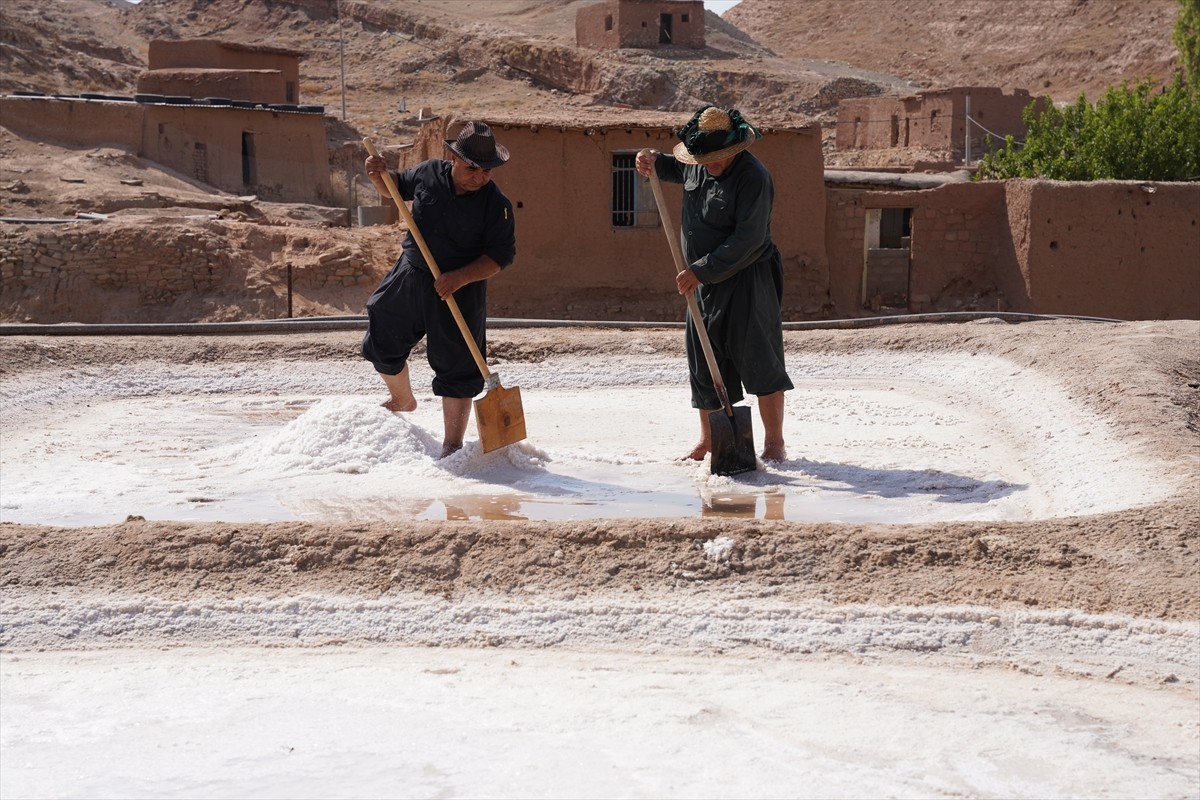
[444,121,510,169]
[672,106,762,165]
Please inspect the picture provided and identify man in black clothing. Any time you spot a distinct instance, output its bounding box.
[636,106,792,463]
[362,121,516,457]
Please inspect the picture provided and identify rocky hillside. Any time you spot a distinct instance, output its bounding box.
[1,0,1182,146]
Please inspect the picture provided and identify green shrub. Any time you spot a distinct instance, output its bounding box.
[976,77,1200,182]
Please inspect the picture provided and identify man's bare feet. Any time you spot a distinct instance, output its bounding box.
[382,397,417,413]
[760,442,787,463]
[440,442,463,458]
[756,392,787,463]
[678,409,715,461]
[380,368,417,413]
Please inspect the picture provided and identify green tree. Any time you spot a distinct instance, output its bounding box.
[1174,0,1200,88]
[975,77,1200,181]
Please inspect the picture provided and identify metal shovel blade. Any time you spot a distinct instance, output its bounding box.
[474,381,527,453]
[708,405,757,476]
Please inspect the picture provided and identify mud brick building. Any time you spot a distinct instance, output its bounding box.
[836,87,1048,162]
[139,39,305,106]
[576,0,706,49]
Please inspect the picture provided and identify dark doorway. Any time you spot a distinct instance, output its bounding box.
[863,207,914,310]
[241,132,257,187]
[659,13,673,44]
[879,207,912,248]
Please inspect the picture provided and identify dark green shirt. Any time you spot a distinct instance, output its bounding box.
[654,150,775,284]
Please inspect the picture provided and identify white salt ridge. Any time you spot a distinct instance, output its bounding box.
[3,592,1196,684]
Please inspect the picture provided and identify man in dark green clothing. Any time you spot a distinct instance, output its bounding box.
[636,106,792,463]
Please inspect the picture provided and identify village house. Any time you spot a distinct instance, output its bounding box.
[576,0,706,50]
[138,39,306,106]
[823,169,1198,320]
[836,87,1048,165]
[379,112,826,320]
[1,33,1197,323]
[0,38,330,206]
[386,111,1195,323]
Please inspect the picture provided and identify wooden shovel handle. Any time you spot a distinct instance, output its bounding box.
[363,138,492,381]
[643,153,735,417]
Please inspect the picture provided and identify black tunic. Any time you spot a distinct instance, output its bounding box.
[361,159,516,398]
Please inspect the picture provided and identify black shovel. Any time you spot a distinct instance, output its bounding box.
[645,158,757,476]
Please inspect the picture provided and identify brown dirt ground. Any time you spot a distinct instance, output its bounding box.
[2,320,1197,621]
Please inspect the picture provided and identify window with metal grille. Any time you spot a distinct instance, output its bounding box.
[611,152,657,228]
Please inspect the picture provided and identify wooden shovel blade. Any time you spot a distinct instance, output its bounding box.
[474,382,527,453]
[708,405,757,476]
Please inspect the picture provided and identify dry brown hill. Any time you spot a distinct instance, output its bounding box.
[726,0,1181,104]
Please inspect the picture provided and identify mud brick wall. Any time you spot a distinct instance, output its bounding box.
[824,179,1199,319]
[903,182,1012,311]
[826,181,1011,314]
[0,221,384,323]
[1005,180,1200,320]
[404,116,829,321]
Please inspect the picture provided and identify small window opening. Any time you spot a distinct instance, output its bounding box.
[611,153,657,228]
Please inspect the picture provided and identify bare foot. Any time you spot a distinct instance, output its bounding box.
[439,442,463,459]
[677,442,709,461]
[760,443,787,463]
[380,369,416,413]
[382,397,417,413]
